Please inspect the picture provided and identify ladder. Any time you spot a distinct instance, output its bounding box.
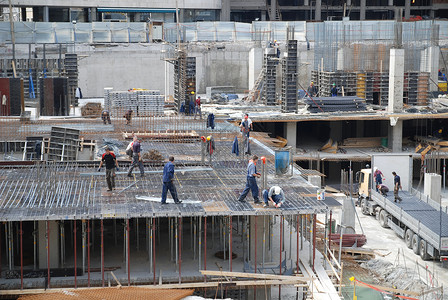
[247,69,265,102]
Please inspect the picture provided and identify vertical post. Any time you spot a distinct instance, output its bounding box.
[296,215,300,274]
[178,217,182,284]
[254,216,257,273]
[198,217,201,270]
[229,216,232,273]
[0,222,2,278]
[127,219,130,286]
[101,219,104,287]
[20,221,23,290]
[152,218,156,285]
[82,220,86,275]
[312,214,317,272]
[47,220,50,289]
[136,218,139,251]
[204,216,207,282]
[74,220,77,288]
[87,219,90,287]
[33,221,37,271]
[329,211,332,252]
[279,216,283,299]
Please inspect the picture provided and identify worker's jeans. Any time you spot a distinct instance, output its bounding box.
[394,187,402,201]
[161,180,179,203]
[194,106,202,119]
[262,190,282,205]
[106,168,116,190]
[238,176,259,202]
[128,154,144,176]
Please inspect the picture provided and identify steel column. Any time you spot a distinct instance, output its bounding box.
[101,219,104,287]
[74,220,77,288]
[47,220,50,289]
[20,221,23,290]
[127,219,130,286]
[87,219,90,287]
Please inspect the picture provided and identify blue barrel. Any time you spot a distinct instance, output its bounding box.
[275,150,290,175]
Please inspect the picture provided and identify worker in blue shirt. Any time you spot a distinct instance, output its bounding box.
[331,83,338,97]
[237,155,261,203]
[161,156,182,204]
[392,171,402,202]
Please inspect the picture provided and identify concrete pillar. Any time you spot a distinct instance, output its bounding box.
[90,8,97,22]
[404,0,411,20]
[221,0,231,21]
[315,0,322,21]
[38,220,60,269]
[261,11,266,21]
[388,0,394,5]
[424,173,441,203]
[388,119,403,152]
[356,120,364,137]
[43,6,49,22]
[249,48,263,91]
[360,0,366,20]
[337,49,345,71]
[388,49,404,113]
[304,0,309,5]
[248,216,271,300]
[270,0,277,21]
[330,121,342,141]
[286,122,297,152]
[427,46,440,92]
[340,197,356,234]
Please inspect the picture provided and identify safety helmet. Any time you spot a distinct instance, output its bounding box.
[206,136,211,141]
[191,91,195,95]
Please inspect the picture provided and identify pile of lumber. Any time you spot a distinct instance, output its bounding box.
[342,137,383,148]
[81,103,102,117]
[319,138,338,153]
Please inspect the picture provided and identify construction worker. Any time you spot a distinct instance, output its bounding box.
[307,81,318,97]
[240,113,253,138]
[377,184,389,196]
[161,156,182,204]
[101,110,111,124]
[374,167,384,191]
[262,185,285,208]
[127,136,144,177]
[331,83,338,97]
[194,95,202,120]
[124,109,133,125]
[98,146,119,191]
[392,171,402,202]
[237,155,261,204]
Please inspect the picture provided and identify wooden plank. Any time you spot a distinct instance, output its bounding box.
[200,270,309,282]
[351,281,420,296]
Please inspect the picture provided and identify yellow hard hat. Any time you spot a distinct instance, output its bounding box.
[191,91,195,95]
[206,136,211,141]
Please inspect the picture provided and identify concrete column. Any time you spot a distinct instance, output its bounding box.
[286,122,297,152]
[249,48,263,91]
[270,0,277,21]
[404,0,411,20]
[90,8,97,22]
[388,0,394,5]
[424,173,441,203]
[356,120,364,137]
[330,121,342,141]
[220,0,231,21]
[304,0,309,5]
[337,49,345,71]
[388,119,403,152]
[388,49,404,113]
[38,221,60,269]
[360,0,366,20]
[340,197,356,234]
[43,6,50,22]
[315,0,322,21]
[261,11,266,21]
[427,46,440,92]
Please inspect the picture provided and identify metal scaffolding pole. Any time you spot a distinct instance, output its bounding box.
[74,220,77,288]
[101,219,104,287]
[20,221,23,290]
[87,219,90,287]
[279,216,283,299]
[82,220,86,275]
[33,221,37,271]
[127,219,130,286]
[152,218,156,285]
[229,216,232,273]
[178,217,182,284]
[198,216,202,270]
[204,216,207,282]
[46,220,50,289]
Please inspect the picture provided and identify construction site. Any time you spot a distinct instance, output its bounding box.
[0,11,448,300]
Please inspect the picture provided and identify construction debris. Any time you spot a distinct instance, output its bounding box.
[142,149,164,161]
[81,102,102,117]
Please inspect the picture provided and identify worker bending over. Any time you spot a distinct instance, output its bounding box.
[263,186,285,208]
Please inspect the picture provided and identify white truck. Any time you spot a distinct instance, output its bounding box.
[357,168,448,266]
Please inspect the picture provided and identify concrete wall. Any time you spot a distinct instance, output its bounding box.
[371,154,413,192]
[14,0,221,9]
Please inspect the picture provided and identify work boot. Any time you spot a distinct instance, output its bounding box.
[254,199,261,204]
[238,198,245,203]
[175,200,182,204]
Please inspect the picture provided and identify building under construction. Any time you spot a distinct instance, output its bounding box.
[0,16,448,300]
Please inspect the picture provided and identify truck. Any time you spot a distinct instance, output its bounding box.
[357,168,448,266]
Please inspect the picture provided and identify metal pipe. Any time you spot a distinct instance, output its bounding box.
[74,220,77,288]
[47,220,50,289]
[204,216,207,282]
[175,218,178,265]
[279,216,283,299]
[101,219,104,287]
[212,216,215,250]
[198,217,201,270]
[87,219,90,287]
[60,222,65,267]
[20,221,23,290]
[329,210,332,252]
[33,221,37,271]
[289,216,292,260]
[178,217,182,284]
[152,218,156,285]
[8,222,13,271]
[296,215,300,274]
[254,216,257,274]
[312,214,317,272]
[136,218,139,251]
[170,218,174,262]
[82,220,86,275]
[262,216,265,269]
[127,219,130,286]
[0,222,2,278]
[229,216,232,273]
[194,217,197,260]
